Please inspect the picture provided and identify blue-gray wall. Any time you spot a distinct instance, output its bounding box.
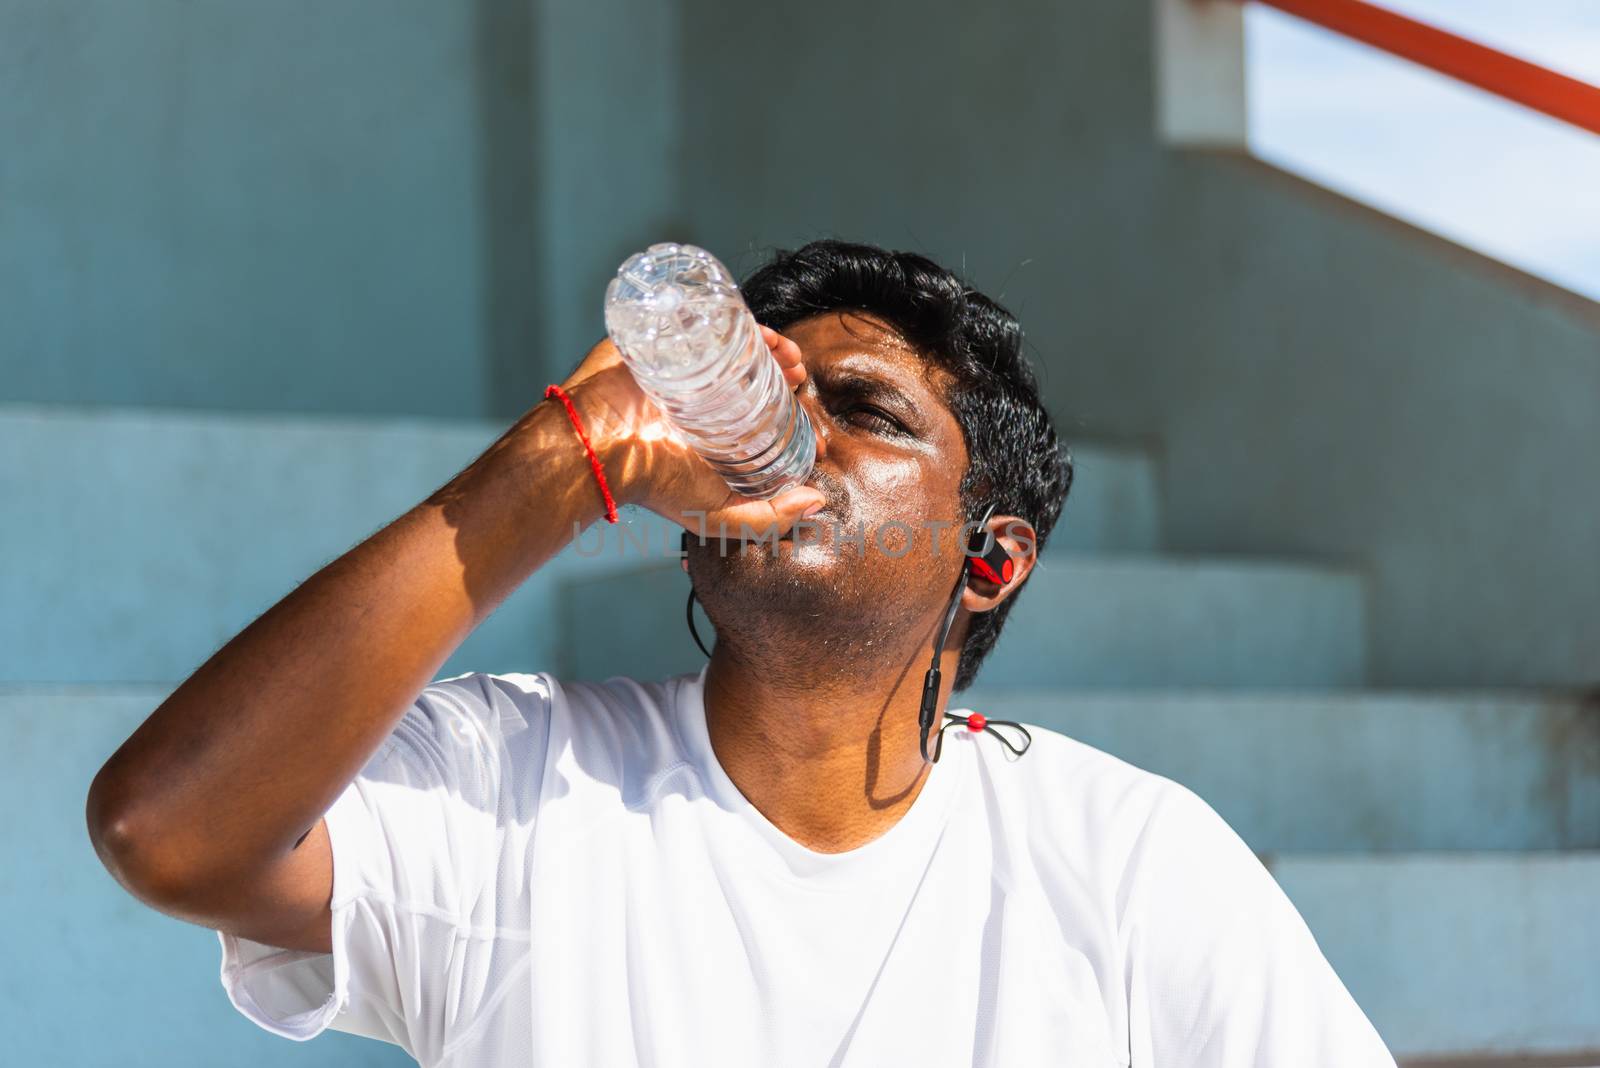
[534,0,682,389]
[2,0,510,418]
[674,0,1600,691]
[11,0,1592,689]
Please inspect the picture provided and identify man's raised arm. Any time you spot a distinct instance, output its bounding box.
[84,331,821,956]
[84,376,617,952]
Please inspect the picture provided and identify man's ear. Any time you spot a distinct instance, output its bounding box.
[960,515,1037,614]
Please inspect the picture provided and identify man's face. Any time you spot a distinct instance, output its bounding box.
[687,310,972,657]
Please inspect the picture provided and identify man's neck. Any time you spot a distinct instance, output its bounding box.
[701,642,962,854]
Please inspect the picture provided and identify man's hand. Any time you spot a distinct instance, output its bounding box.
[555,325,826,539]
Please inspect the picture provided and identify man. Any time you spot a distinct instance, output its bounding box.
[87,240,1395,1065]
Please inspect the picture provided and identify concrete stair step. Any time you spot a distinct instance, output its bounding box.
[15,687,1595,1065]
[0,404,1158,683]
[962,688,1600,852]
[1,405,550,683]
[1052,438,1162,553]
[981,552,1367,688]
[1272,852,1600,1062]
[556,552,1368,690]
[0,687,411,1065]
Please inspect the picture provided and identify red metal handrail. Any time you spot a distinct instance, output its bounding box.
[1240,0,1600,136]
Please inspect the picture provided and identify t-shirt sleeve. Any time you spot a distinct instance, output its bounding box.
[1120,782,1397,1066]
[216,671,548,1061]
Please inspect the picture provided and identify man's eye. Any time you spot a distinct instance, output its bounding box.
[840,405,904,434]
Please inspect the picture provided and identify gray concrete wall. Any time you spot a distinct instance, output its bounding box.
[1150,156,1600,690]
[530,0,684,402]
[2,685,413,1066]
[674,0,1600,690]
[5,0,1594,688]
[1,0,686,419]
[1,0,509,418]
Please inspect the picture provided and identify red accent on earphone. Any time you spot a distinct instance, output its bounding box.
[969,557,1004,584]
[966,539,1014,586]
[966,712,987,732]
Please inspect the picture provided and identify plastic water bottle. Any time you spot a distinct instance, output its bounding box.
[603,242,816,500]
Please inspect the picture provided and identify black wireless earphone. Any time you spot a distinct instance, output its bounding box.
[915,504,1033,764]
[681,508,1033,764]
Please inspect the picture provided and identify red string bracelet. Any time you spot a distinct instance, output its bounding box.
[544,384,620,524]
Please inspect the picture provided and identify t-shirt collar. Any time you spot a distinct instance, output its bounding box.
[672,663,970,889]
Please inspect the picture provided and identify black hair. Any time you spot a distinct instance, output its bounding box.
[740,239,1073,691]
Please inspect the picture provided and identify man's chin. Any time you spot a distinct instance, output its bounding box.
[690,542,858,631]
[694,530,851,580]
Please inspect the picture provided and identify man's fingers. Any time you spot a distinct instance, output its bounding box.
[759,326,807,390]
[759,325,801,365]
[758,326,806,370]
[706,488,825,541]
[767,486,827,530]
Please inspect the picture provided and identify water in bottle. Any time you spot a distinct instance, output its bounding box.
[603,242,816,500]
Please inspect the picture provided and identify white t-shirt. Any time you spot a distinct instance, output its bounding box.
[217,666,1395,1067]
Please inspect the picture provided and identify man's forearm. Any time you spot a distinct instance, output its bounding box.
[87,397,614,901]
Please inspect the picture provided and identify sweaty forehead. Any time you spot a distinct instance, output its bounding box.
[781,310,955,406]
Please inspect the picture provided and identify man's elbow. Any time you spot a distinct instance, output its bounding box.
[85,766,205,915]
